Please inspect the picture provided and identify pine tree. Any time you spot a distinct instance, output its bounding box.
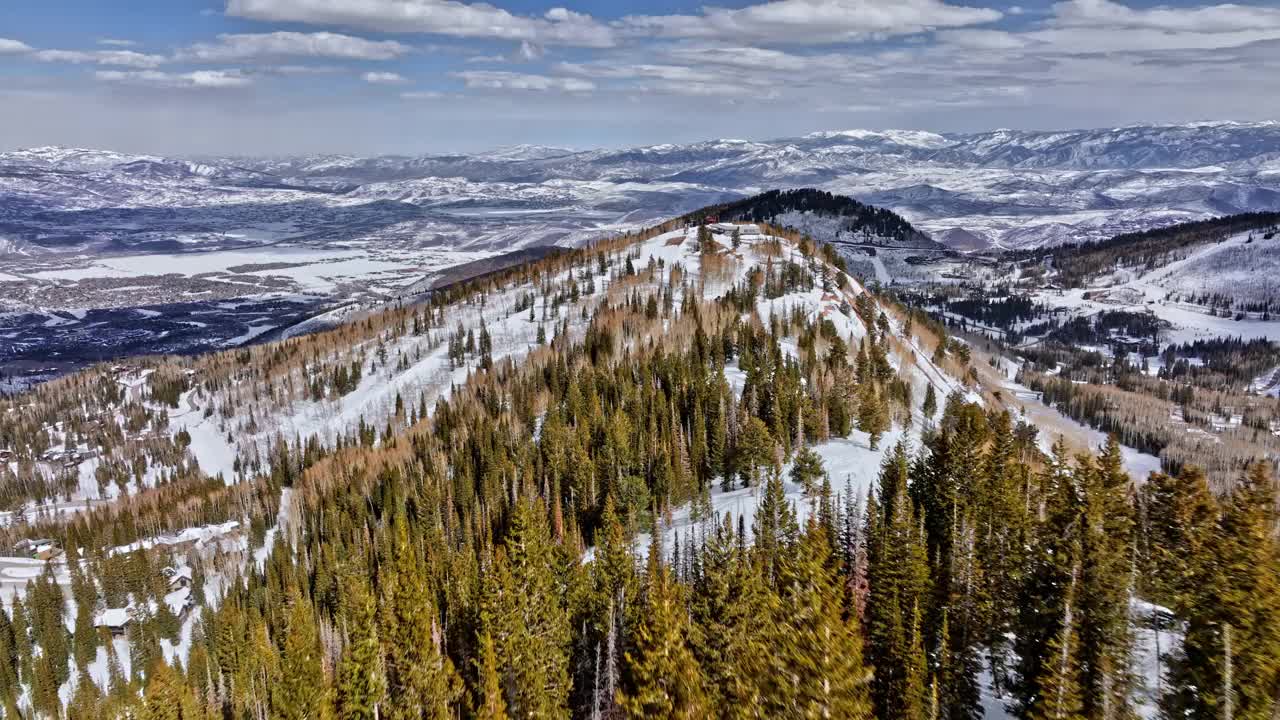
[1015,439,1082,715]
[67,668,103,720]
[975,411,1028,695]
[857,381,888,450]
[474,630,509,720]
[1076,438,1135,720]
[1176,461,1280,720]
[272,593,331,720]
[764,522,872,719]
[140,658,202,720]
[755,466,799,588]
[1027,611,1086,720]
[384,517,463,720]
[336,580,385,720]
[618,545,708,719]
[737,415,775,487]
[791,444,827,494]
[689,513,770,716]
[586,494,635,720]
[922,384,937,423]
[1142,466,1218,610]
[485,499,571,719]
[866,443,930,720]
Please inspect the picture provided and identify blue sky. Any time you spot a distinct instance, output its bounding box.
[2,0,1279,155]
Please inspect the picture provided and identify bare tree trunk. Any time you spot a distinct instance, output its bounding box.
[1223,623,1234,720]
[1056,566,1080,720]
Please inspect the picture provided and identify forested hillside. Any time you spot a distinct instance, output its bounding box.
[0,208,1275,720]
[686,188,936,248]
[1029,212,1280,289]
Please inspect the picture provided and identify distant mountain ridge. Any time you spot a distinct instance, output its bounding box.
[3,120,1280,253]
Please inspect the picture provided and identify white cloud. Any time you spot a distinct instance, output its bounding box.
[180,31,410,62]
[262,64,344,75]
[1030,25,1280,52]
[0,38,33,54]
[665,47,818,72]
[363,71,408,84]
[559,62,721,83]
[935,28,1028,49]
[621,0,1002,44]
[401,89,444,99]
[557,58,785,95]
[1021,0,1280,53]
[1051,0,1280,33]
[453,70,595,93]
[517,40,544,61]
[35,49,167,68]
[98,38,137,47]
[467,40,544,64]
[639,80,778,99]
[96,69,254,89]
[225,0,616,47]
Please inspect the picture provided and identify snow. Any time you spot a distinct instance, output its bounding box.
[1003,377,1162,481]
[110,520,241,555]
[93,607,130,628]
[174,389,239,481]
[223,321,276,346]
[1131,599,1182,719]
[1031,230,1280,346]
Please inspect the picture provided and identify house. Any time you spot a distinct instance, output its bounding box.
[94,607,133,636]
[163,565,194,590]
[95,587,195,637]
[13,538,61,560]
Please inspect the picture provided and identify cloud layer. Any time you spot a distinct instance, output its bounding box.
[226,0,617,47]
[1,0,1278,153]
[179,32,411,62]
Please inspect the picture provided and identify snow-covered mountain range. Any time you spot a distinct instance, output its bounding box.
[2,121,1278,387]
[3,121,1279,258]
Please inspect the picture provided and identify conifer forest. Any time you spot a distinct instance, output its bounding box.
[0,212,1276,720]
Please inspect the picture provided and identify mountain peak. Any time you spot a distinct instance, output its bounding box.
[803,128,953,149]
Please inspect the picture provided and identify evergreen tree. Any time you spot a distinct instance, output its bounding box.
[765,522,872,719]
[474,630,509,720]
[336,580,385,720]
[1143,466,1218,610]
[737,416,775,488]
[1027,612,1086,720]
[1213,462,1280,720]
[922,384,938,423]
[1016,440,1082,715]
[1165,462,1280,720]
[755,466,800,588]
[485,499,571,719]
[689,513,770,716]
[272,593,331,720]
[383,517,463,720]
[1076,438,1135,720]
[790,444,827,494]
[618,544,708,719]
[866,443,930,720]
[857,381,888,450]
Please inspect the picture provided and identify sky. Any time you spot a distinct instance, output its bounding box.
[1,0,1279,156]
